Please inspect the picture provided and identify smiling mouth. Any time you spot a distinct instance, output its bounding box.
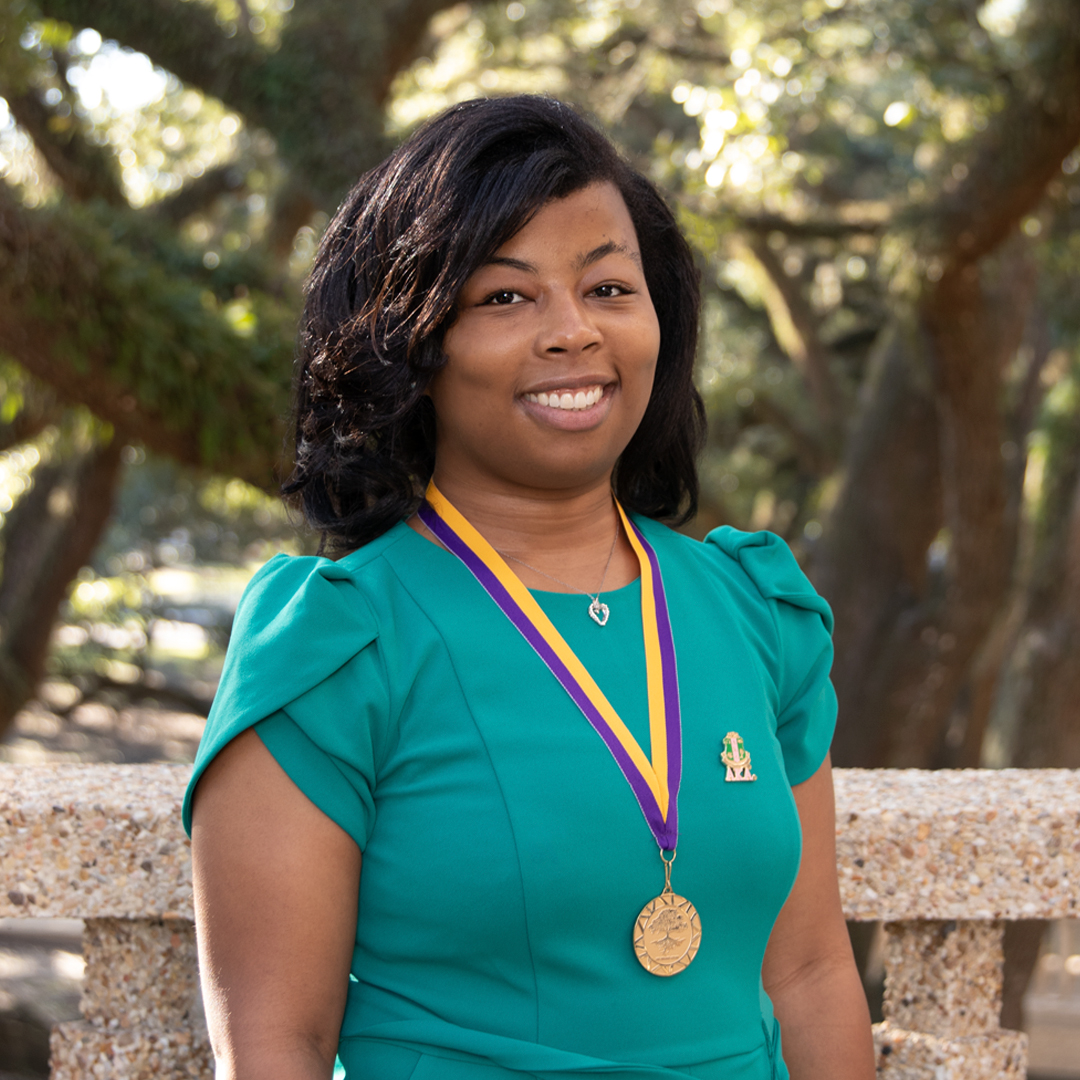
[522,385,605,411]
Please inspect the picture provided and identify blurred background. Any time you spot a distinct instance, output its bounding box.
[1,0,1079,1076]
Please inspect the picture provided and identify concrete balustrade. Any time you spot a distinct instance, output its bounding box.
[51,918,210,1080]
[2,764,1078,1079]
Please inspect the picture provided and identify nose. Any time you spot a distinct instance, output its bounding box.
[537,290,601,356]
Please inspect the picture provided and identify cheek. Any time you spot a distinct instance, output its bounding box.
[427,358,507,448]
[628,316,661,394]
[436,321,514,398]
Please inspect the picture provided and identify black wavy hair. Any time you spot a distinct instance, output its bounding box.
[284,94,705,552]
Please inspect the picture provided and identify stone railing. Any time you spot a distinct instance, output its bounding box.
[1,765,1078,1080]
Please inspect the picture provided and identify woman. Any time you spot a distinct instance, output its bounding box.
[185,95,874,1080]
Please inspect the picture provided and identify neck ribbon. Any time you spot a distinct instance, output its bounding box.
[418,482,682,851]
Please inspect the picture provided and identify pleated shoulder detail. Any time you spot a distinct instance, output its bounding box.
[181,553,379,833]
[705,526,833,633]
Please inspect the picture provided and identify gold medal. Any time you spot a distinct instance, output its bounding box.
[633,851,701,976]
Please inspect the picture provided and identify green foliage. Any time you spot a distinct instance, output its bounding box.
[94,449,309,576]
[4,194,298,480]
[3,0,1078,546]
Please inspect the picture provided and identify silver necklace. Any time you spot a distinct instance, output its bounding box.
[499,520,621,627]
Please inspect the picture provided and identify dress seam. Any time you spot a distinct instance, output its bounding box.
[346,565,398,785]
[382,556,543,1042]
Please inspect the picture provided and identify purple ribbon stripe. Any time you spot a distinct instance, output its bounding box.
[633,517,682,849]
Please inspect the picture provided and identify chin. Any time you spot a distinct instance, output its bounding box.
[501,455,625,495]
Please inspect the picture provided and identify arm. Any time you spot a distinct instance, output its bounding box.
[191,728,362,1080]
[762,754,875,1079]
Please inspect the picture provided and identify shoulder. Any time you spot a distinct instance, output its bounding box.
[701,525,833,633]
[232,524,412,646]
[215,526,421,740]
[632,517,830,630]
[183,527,413,834]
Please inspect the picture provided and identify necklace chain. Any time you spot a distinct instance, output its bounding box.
[498,518,621,625]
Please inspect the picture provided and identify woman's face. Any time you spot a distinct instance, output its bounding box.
[428,181,661,497]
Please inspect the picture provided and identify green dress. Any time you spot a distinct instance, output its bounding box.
[183,516,836,1080]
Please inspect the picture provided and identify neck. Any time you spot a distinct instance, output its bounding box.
[417,471,641,592]
[432,472,616,554]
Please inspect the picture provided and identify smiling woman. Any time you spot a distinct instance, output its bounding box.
[279,96,704,552]
[183,96,873,1080]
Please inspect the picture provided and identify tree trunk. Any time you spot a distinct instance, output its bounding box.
[0,438,123,735]
[877,253,1026,767]
[1008,455,1080,769]
[988,397,1080,1036]
[811,320,942,767]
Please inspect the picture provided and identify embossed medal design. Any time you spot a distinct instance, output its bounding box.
[634,890,702,976]
[720,730,756,782]
[634,850,701,976]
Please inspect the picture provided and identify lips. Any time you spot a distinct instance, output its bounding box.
[523,385,604,412]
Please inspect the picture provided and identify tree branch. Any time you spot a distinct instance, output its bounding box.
[376,0,482,102]
[930,0,1080,266]
[1,81,124,204]
[733,234,843,445]
[747,394,834,478]
[0,436,123,734]
[39,0,461,206]
[0,392,60,453]
[0,185,294,488]
[734,204,895,239]
[889,241,1040,766]
[36,0,265,121]
[146,163,246,225]
[810,320,944,767]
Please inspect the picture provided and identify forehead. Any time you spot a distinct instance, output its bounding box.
[492,181,640,260]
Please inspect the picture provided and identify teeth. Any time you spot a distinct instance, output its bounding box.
[524,386,605,411]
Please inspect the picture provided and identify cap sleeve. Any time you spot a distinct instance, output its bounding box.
[182,553,386,848]
[705,526,837,787]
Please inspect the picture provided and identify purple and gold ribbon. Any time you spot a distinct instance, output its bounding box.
[418,482,682,851]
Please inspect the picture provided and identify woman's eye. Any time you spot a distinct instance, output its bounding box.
[592,283,630,298]
[483,290,525,305]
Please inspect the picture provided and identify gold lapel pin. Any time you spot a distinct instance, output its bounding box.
[720,731,756,781]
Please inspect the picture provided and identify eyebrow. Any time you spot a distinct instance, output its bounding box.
[575,241,641,271]
[483,241,642,274]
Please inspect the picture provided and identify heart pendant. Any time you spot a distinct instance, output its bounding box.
[589,597,610,626]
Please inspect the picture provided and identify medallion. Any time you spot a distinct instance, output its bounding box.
[633,849,700,977]
[634,889,702,976]
[720,730,756,782]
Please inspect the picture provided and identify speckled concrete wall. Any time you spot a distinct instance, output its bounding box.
[50,918,210,1080]
[1,765,192,921]
[833,769,1079,921]
[2,764,1077,1078]
[873,920,1027,1078]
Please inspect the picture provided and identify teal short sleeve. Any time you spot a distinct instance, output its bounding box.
[182,552,384,839]
[253,633,389,848]
[771,598,837,786]
[254,709,374,850]
[705,526,837,787]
